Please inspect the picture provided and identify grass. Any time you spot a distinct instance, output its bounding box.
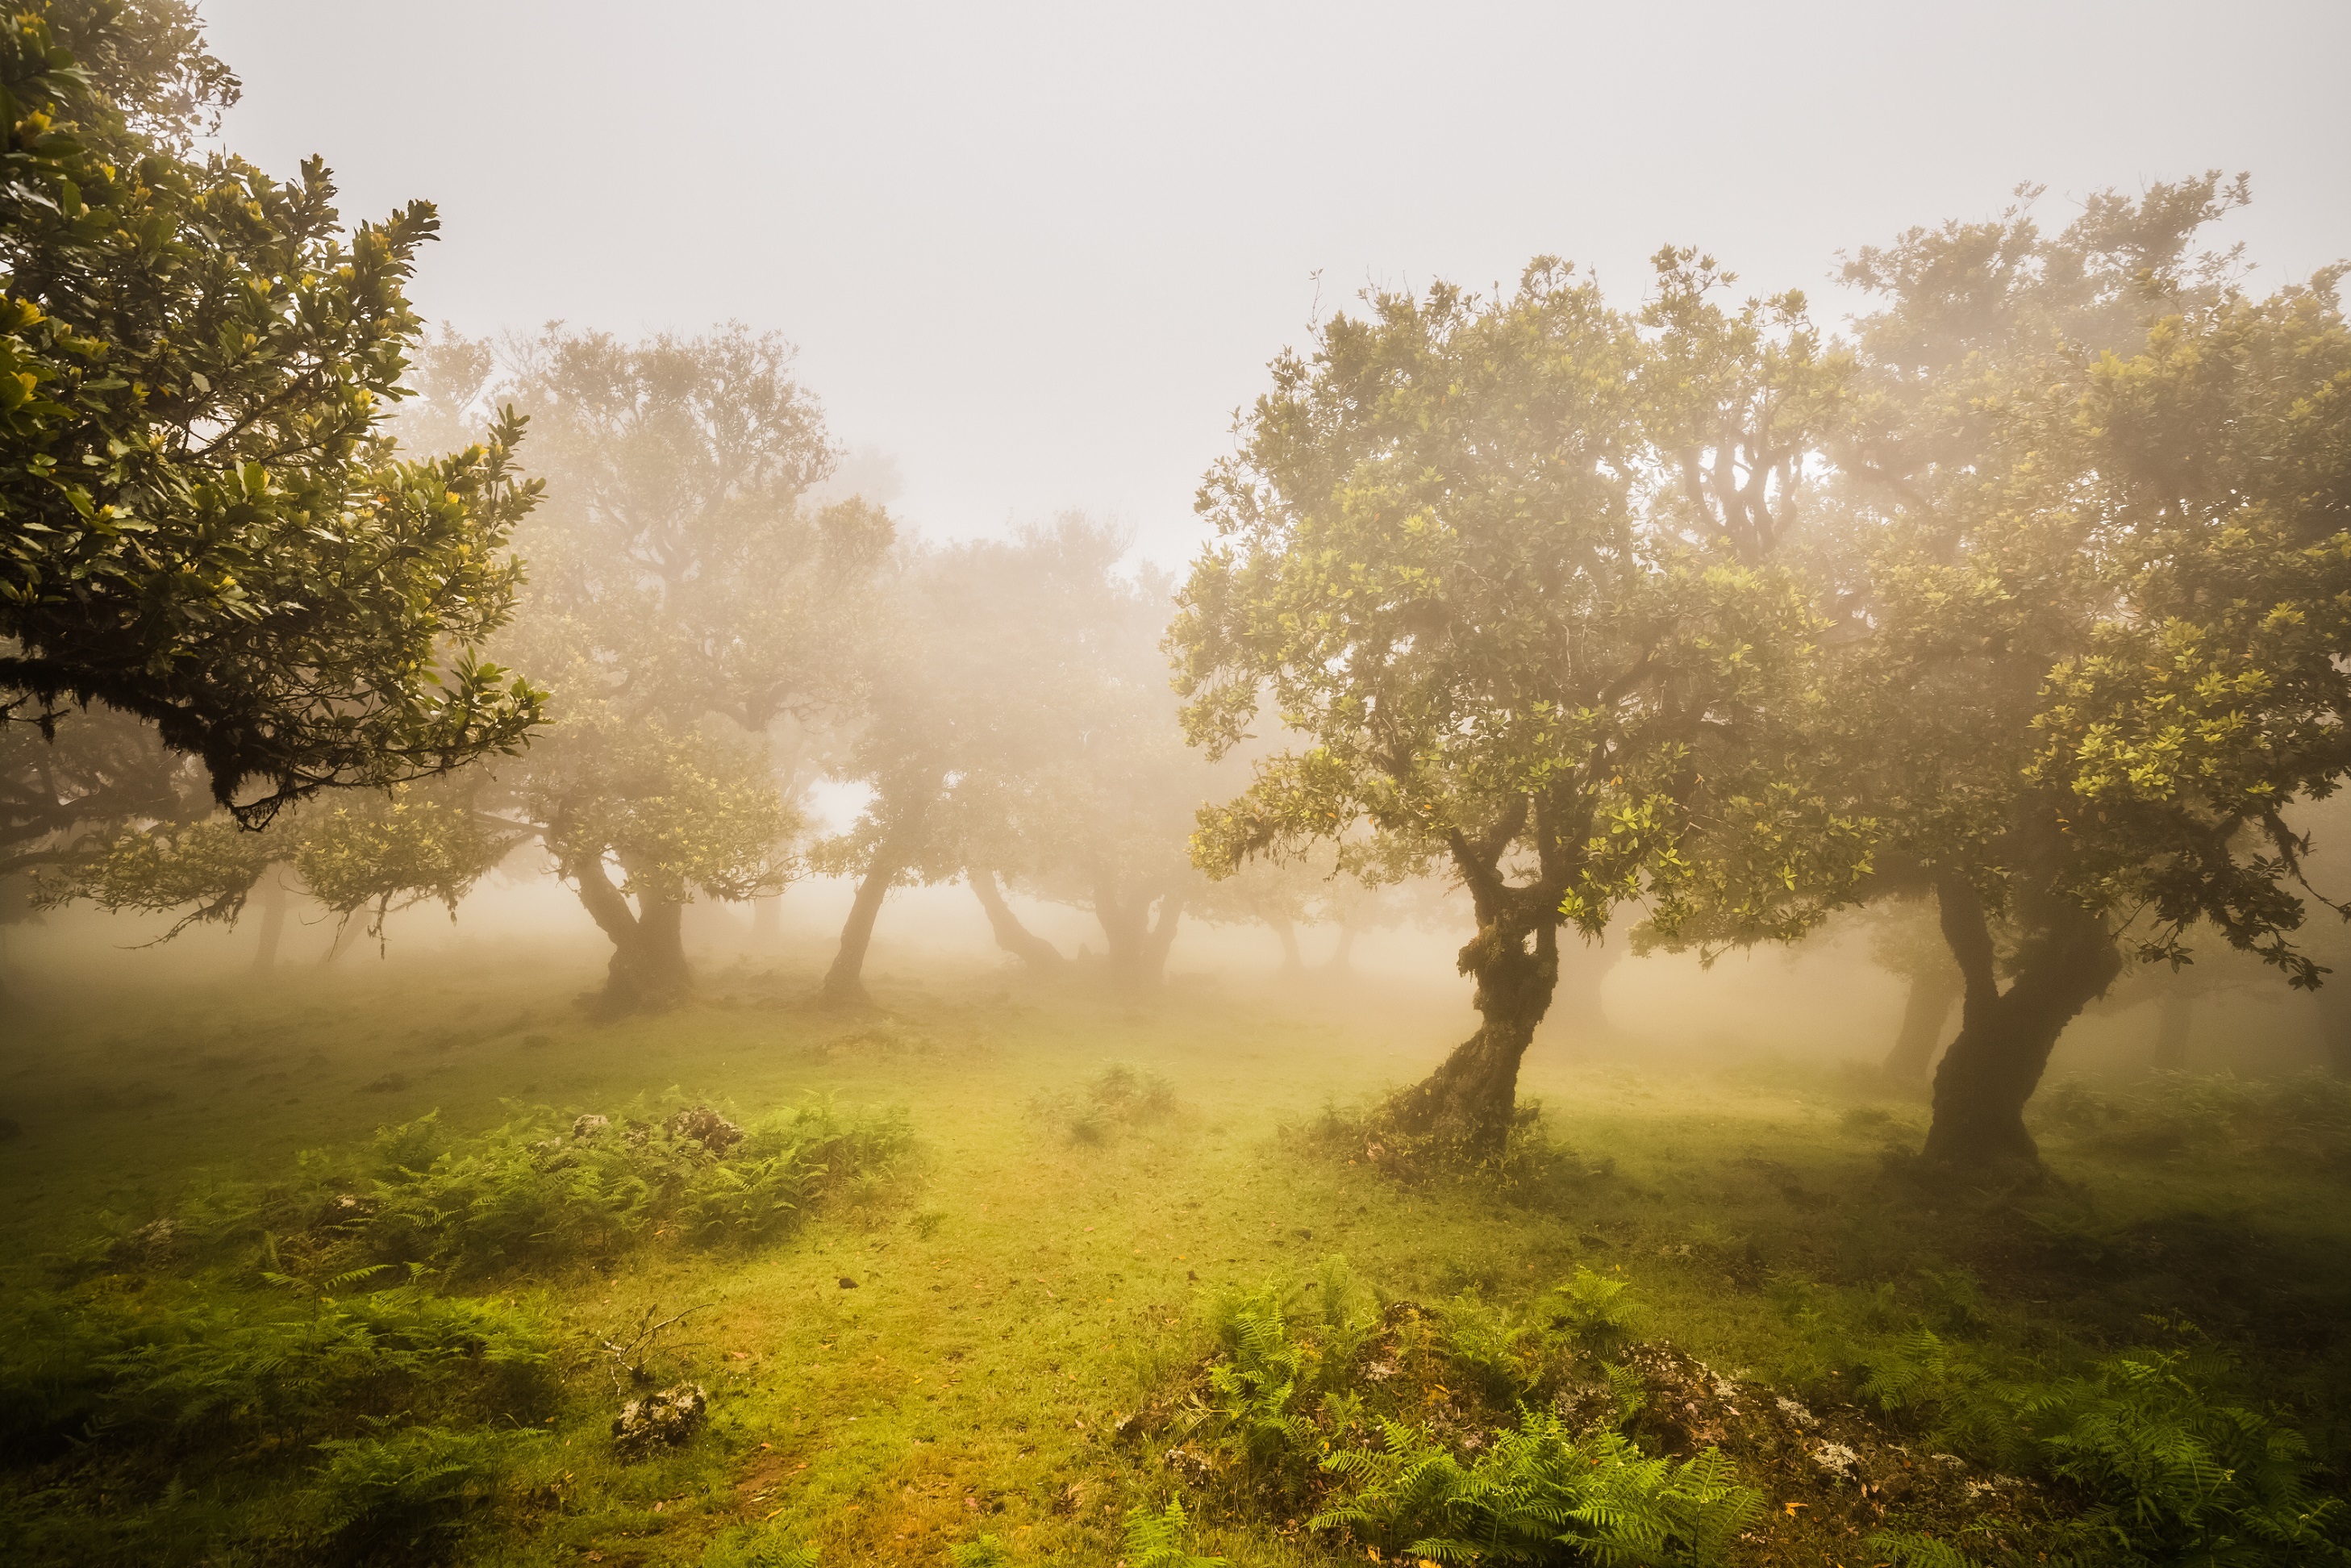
[0,943,2346,1565]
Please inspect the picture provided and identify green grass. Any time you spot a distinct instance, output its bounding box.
[1,946,2346,1565]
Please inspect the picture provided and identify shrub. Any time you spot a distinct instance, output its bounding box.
[1,1285,552,1456]
[1312,1412,1759,1566]
[1200,1285,1317,1471]
[311,1421,543,1552]
[1549,1266,1640,1357]
[1853,1328,2349,1565]
[1121,1499,1229,1568]
[107,1098,913,1284]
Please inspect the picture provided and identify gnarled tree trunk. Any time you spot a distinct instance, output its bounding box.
[1094,873,1184,992]
[823,805,930,1007]
[1271,917,1303,975]
[573,857,691,1013]
[970,869,1064,972]
[1386,915,1559,1157]
[1882,964,1961,1084]
[249,872,288,975]
[1923,876,2120,1167]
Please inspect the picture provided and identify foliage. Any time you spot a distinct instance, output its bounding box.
[1201,1284,1319,1470]
[0,4,544,821]
[311,1420,542,1549]
[1865,1533,1980,1568]
[1120,1499,1230,1568]
[79,1098,911,1284]
[1312,1412,1758,1566]
[2034,1071,2351,1170]
[1852,1327,2349,1565]
[0,1282,552,1465]
[1170,253,1862,1145]
[1550,1266,1642,1357]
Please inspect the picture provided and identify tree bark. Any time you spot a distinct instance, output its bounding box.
[1385,918,1559,1157]
[821,801,931,1007]
[249,872,288,975]
[572,857,691,1013]
[1272,916,1303,975]
[970,869,1064,972]
[1922,876,2120,1167]
[1882,964,1961,1084]
[822,863,893,1006]
[1326,924,1357,972]
[2152,992,2192,1070]
[1094,873,1184,992]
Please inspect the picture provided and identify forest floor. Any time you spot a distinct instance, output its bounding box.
[2,947,2346,1566]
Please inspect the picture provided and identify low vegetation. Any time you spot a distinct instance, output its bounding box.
[1,957,2345,1565]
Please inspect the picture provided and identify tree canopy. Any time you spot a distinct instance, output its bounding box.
[1171,258,1860,1153]
[1787,177,2351,1164]
[0,3,543,826]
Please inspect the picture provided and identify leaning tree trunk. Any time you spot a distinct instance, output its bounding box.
[1271,917,1303,975]
[1882,965,1962,1084]
[573,859,691,1013]
[822,864,893,1006]
[970,869,1065,972]
[1325,923,1357,972]
[249,873,288,975]
[1384,915,1560,1157]
[1923,878,2120,1168]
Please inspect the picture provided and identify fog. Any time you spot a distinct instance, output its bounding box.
[9,3,2351,1562]
[203,0,2351,557]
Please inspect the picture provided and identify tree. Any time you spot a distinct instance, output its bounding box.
[1,3,543,829]
[463,324,882,1010]
[1170,261,1854,1155]
[814,518,1207,1001]
[1802,177,2351,1166]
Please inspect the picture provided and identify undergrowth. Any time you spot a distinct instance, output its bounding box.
[0,1093,913,1566]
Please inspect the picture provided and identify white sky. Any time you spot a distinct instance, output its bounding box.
[204,0,2351,567]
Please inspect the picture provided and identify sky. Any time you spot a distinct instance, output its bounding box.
[202,0,2351,567]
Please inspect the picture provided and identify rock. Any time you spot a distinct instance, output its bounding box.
[611,1382,708,1454]
[572,1113,611,1143]
[117,1217,180,1266]
[838,1276,859,1289]
[1811,1441,1861,1481]
[665,1104,744,1153]
[325,1192,378,1225]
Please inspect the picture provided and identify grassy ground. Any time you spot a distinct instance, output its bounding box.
[2,945,2346,1566]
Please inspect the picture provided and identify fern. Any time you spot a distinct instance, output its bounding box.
[1552,1266,1641,1357]
[1121,1499,1229,1567]
[1312,1410,1759,1566]
[311,1420,542,1544]
[1202,1287,1318,1470]
[1865,1531,1980,1568]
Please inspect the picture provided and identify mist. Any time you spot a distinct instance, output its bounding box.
[6,3,2351,1566]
